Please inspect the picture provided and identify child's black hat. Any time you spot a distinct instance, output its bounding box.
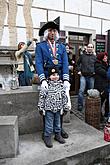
[48,67,59,77]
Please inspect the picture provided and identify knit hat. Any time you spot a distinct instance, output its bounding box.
[97,52,108,61]
[48,67,59,77]
[39,21,59,36]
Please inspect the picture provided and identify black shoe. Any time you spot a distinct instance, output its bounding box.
[54,134,65,144]
[44,136,53,148]
[78,105,83,111]
[61,130,69,139]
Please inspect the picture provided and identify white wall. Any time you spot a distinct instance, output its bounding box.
[1,0,110,46]
[80,16,101,34]
[65,0,91,16]
[92,1,110,20]
[48,11,78,30]
[32,0,64,11]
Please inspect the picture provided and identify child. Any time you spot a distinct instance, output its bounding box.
[38,67,69,148]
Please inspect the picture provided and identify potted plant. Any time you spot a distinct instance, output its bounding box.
[31,74,40,91]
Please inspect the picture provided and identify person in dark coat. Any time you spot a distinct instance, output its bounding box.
[77,43,96,111]
[65,43,75,85]
[94,52,109,118]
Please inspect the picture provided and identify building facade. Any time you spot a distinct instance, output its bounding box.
[0,0,110,93]
[0,0,110,46]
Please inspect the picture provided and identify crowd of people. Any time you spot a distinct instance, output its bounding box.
[14,20,110,148]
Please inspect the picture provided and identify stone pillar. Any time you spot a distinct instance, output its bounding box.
[23,0,33,41]
[0,116,19,158]
[0,0,7,45]
[7,0,17,46]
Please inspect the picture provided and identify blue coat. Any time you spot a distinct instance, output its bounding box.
[35,41,69,82]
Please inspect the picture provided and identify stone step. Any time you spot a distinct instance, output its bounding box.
[0,116,19,159]
[0,114,110,165]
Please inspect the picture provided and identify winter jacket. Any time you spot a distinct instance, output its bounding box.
[77,53,96,76]
[38,80,69,114]
[15,41,34,72]
[94,60,108,93]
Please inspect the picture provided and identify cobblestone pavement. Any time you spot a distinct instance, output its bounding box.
[70,95,85,120]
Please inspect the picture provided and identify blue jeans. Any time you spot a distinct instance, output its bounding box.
[44,111,61,137]
[78,76,94,107]
[18,71,33,86]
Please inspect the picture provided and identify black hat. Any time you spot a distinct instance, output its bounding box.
[39,21,59,36]
[48,67,59,77]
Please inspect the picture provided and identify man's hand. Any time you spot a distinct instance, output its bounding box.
[78,71,82,75]
[63,81,71,110]
[66,90,71,110]
[63,81,70,91]
[41,80,48,91]
[68,65,73,71]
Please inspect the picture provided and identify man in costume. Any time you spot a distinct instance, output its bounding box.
[35,21,71,138]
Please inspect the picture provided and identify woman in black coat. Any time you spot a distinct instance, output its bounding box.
[94,52,109,118]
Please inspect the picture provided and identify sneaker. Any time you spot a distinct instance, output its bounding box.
[78,105,83,111]
[54,133,65,144]
[61,129,69,139]
[44,136,53,148]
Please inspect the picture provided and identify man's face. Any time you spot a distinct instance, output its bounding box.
[48,28,57,40]
[87,44,94,53]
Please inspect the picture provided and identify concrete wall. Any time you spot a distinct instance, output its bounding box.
[0,86,72,135]
[0,0,110,46]
[0,86,43,135]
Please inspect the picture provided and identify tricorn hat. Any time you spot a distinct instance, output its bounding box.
[39,21,59,36]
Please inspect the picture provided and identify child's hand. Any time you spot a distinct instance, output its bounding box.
[39,111,43,116]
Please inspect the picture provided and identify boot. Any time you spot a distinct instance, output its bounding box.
[54,133,66,144]
[44,136,53,148]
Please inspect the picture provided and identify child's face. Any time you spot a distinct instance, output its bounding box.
[50,73,59,81]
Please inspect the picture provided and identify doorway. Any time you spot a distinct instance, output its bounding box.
[68,32,90,95]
